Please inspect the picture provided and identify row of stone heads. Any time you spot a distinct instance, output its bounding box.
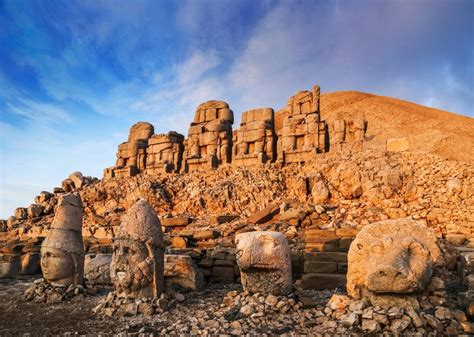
[42,193,442,304]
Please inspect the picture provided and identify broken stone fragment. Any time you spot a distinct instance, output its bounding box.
[247,204,280,224]
[164,254,204,291]
[84,253,112,284]
[68,171,84,189]
[27,204,43,218]
[14,207,28,220]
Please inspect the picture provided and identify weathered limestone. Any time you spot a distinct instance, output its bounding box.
[182,100,233,172]
[232,108,276,166]
[347,218,442,306]
[331,112,366,152]
[278,85,327,164]
[105,122,155,178]
[0,254,20,278]
[146,132,184,174]
[41,193,84,287]
[20,252,41,275]
[85,253,112,284]
[110,199,165,299]
[235,231,292,295]
[164,254,204,291]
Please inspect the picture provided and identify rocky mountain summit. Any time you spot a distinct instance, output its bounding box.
[0,84,473,335]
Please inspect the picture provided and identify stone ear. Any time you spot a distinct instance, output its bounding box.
[357,243,363,250]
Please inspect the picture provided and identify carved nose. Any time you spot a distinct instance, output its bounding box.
[375,267,407,279]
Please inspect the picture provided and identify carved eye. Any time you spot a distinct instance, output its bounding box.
[408,241,424,253]
[371,244,383,254]
[357,243,363,250]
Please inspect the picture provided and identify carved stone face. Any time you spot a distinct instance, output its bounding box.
[110,238,154,298]
[235,231,292,295]
[40,247,75,285]
[365,236,431,293]
[347,219,441,301]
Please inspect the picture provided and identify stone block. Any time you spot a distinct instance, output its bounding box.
[304,261,338,273]
[19,252,41,275]
[161,216,191,227]
[193,230,219,241]
[212,266,235,279]
[304,252,348,263]
[247,203,279,224]
[301,273,346,290]
[164,254,204,291]
[85,253,112,284]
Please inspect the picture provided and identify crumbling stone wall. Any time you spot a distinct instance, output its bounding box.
[146,132,184,174]
[104,124,185,179]
[277,85,328,164]
[182,100,234,172]
[104,122,154,179]
[232,108,276,166]
[331,111,366,153]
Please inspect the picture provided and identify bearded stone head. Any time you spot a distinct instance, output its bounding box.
[347,218,442,301]
[110,199,164,299]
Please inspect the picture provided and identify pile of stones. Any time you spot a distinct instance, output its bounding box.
[23,278,97,303]
[323,293,472,334]
[221,290,303,318]
[93,290,181,317]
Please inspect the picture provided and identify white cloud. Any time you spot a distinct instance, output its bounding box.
[7,99,73,124]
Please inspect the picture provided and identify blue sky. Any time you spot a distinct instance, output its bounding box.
[0,0,473,218]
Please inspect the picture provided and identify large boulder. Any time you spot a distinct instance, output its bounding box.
[85,253,112,284]
[164,254,204,291]
[27,204,44,218]
[0,254,20,278]
[14,207,27,220]
[347,218,442,306]
[19,252,41,275]
[68,172,84,189]
[235,231,292,295]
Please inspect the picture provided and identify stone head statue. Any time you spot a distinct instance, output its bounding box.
[110,199,164,299]
[347,218,442,301]
[41,193,84,287]
[235,231,292,295]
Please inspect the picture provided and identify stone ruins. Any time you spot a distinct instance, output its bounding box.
[277,85,328,164]
[0,83,473,335]
[182,100,234,172]
[232,108,276,166]
[103,85,367,178]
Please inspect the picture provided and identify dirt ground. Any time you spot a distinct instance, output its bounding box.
[0,277,245,335]
[0,277,122,334]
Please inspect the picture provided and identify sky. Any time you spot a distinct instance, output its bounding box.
[0,0,473,218]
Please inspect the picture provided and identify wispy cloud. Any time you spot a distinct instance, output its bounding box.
[7,98,73,124]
